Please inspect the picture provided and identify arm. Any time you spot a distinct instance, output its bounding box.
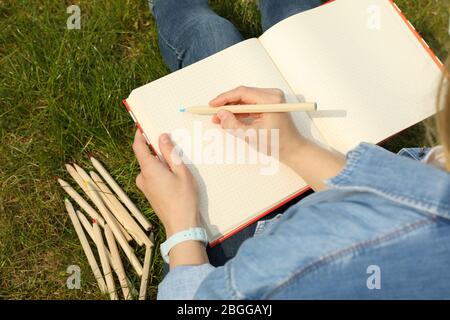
[281,138,346,191]
[132,131,208,269]
[131,86,346,298]
[209,86,346,191]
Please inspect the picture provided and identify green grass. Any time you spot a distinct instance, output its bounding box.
[0,0,448,299]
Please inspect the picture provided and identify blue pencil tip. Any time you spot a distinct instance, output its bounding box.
[179,107,186,112]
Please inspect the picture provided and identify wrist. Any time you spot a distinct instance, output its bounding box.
[165,217,202,238]
[160,227,209,265]
[280,134,307,166]
[169,240,209,269]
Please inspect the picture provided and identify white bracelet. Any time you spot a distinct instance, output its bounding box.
[160,227,208,263]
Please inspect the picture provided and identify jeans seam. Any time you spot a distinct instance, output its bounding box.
[157,30,185,62]
[263,217,436,299]
[400,148,421,160]
[153,5,185,63]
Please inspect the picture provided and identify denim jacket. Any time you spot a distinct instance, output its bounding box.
[158,143,450,299]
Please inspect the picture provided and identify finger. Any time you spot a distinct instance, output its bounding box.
[132,130,160,170]
[212,113,253,125]
[211,115,220,124]
[209,86,257,107]
[135,172,144,190]
[217,110,245,130]
[158,133,186,174]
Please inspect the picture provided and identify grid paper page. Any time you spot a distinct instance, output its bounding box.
[260,0,442,153]
[126,39,325,242]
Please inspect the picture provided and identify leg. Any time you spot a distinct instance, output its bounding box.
[152,0,243,72]
[259,0,323,32]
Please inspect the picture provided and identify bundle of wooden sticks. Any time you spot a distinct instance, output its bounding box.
[58,156,154,300]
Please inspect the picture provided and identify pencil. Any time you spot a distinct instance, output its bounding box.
[90,157,152,231]
[90,171,152,247]
[87,182,143,276]
[93,222,118,300]
[77,209,137,298]
[104,224,131,300]
[71,164,133,242]
[64,199,107,294]
[76,210,96,241]
[58,178,106,227]
[139,239,153,300]
[180,102,317,115]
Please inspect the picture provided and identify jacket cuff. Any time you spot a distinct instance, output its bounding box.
[157,263,215,300]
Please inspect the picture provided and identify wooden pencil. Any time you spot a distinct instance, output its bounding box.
[71,164,133,242]
[64,199,107,294]
[104,225,131,300]
[139,239,153,300]
[90,157,152,231]
[93,222,118,300]
[90,171,153,247]
[87,182,143,276]
[181,102,317,115]
[58,178,105,227]
[76,210,95,241]
[77,209,137,298]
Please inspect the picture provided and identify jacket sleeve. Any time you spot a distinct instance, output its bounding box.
[157,264,215,300]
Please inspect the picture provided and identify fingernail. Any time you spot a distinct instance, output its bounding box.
[217,110,227,121]
[160,133,170,144]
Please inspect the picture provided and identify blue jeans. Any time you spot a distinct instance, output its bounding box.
[152,0,323,72]
[151,0,320,268]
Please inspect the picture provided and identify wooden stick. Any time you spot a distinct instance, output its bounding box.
[139,239,154,300]
[104,225,131,300]
[58,178,105,227]
[90,171,152,247]
[182,102,317,115]
[71,164,133,242]
[87,182,143,276]
[114,215,134,243]
[93,222,118,300]
[64,199,107,294]
[78,210,137,298]
[76,210,95,241]
[78,210,117,268]
[89,170,143,245]
[90,157,152,231]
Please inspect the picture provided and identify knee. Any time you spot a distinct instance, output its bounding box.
[189,15,243,53]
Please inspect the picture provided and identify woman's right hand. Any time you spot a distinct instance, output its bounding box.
[209,86,305,163]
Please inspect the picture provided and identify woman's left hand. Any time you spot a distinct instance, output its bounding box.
[132,130,201,237]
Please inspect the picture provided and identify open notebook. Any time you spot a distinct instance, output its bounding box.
[123,0,443,246]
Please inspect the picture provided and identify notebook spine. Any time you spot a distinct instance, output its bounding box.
[122,99,155,153]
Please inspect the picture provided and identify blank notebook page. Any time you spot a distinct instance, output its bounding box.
[126,39,325,242]
[260,0,442,153]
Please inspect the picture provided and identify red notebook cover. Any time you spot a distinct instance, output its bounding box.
[123,0,443,247]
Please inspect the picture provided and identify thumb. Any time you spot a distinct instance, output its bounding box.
[158,133,185,173]
[217,110,245,130]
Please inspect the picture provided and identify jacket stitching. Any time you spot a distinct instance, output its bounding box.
[226,260,244,299]
[327,185,450,216]
[263,217,435,299]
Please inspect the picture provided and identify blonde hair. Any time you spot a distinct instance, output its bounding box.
[436,56,450,170]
